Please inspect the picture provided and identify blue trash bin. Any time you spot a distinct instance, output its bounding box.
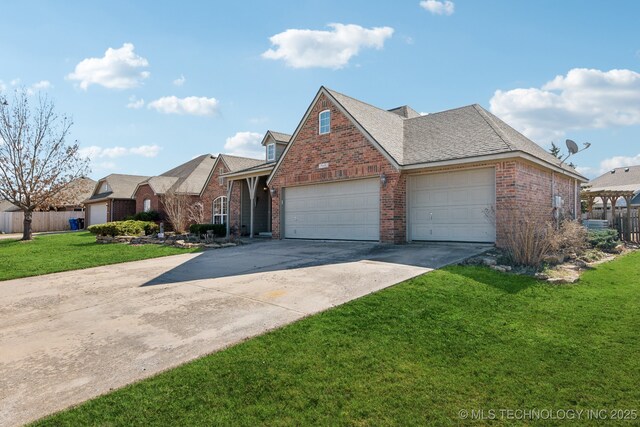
[69,218,78,231]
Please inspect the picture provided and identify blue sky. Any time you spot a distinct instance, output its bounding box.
[2,0,639,180]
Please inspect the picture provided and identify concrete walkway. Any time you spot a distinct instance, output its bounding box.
[0,240,489,426]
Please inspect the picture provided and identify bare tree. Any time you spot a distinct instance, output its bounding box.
[187,201,206,225]
[160,188,192,233]
[0,89,89,240]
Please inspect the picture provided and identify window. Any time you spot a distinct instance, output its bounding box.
[143,198,151,212]
[213,196,227,224]
[267,143,276,162]
[319,110,330,134]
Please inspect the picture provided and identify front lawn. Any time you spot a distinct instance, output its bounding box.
[36,252,640,426]
[0,232,199,281]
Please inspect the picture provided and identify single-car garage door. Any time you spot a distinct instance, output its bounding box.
[409,168,495,242]
[284,178,380,241]
[89,203,108,226]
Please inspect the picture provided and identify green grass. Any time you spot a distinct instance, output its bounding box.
[0,232,199,281]
[35,252,640,426]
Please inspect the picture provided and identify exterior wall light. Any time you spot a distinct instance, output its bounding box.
[380,173,387,187]
[270,187,278,197]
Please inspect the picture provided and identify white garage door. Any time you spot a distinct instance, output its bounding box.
[284,178,380,241]
[89,203,108,226]
[409,168,495,242]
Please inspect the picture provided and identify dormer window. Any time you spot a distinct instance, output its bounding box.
[267,143,276,162]
[319,110,330,135]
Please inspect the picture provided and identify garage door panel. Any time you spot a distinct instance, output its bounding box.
[284,179,380,241]
[410,168,495,243]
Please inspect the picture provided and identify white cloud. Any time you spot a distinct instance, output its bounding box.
[420,0,455,15]
[0,81,6,92]
[223,131,264,158]
[173,75,186,86]
[129,145,161,158]
[10,78,21,86]
[262,23,394,69]
[79,144,161,160]
[490,68,640,143]
[67,43,150,90]
[126,95,145,109]
[147,96,219,116]
[26,80,52,95]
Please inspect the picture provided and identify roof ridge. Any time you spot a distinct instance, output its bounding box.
[221,153,263,161]
[325,87,404,120]
[471,104,515,151]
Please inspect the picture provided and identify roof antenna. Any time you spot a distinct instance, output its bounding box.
[560,139,591,165]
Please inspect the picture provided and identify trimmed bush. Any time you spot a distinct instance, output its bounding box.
[588,228,619,252]
[88,220,159,237]
[125,210,162,221]
[189,223,226,237]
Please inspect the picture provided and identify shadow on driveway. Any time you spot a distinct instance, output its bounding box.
[142,239,493,287]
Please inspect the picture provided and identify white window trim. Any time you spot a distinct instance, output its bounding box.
[213,196,227,224]
[267,143,276,161]
[319,109,331,135]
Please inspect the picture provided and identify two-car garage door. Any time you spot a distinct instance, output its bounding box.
[282,168,495,243]
[409,168,495,242]
[284,178,379,241]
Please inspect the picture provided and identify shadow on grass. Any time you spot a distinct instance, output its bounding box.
[444,264,540,294]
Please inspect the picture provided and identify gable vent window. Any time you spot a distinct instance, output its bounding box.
[267,143,276,161]
[319,110,331,135]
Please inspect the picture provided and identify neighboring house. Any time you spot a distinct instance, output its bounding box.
[134,153,265,227]
[0,177,96,212]
[134,154,217,219]
[221,131,291,236]
[84,174,150,226]
[582,165,640,218]
[225,86,585,246]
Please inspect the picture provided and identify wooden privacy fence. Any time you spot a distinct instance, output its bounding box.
[0,211,85,234]
[614,208,640,243]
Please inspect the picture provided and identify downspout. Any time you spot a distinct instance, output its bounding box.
[574,178,578,220]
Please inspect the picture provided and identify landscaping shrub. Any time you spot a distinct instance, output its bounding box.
[550,220,589,257]
[588,228,619,252]
[125,210,161,221]
[189,223,226,237]
[88,220,159,237]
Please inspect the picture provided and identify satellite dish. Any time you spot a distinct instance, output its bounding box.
[566,139,579,154]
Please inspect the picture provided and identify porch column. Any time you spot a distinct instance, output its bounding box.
[226,180,233,238]
[246,176,259,238]
[610,196,618,226]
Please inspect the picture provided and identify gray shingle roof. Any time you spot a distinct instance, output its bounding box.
[324,87,581,176]
[137,154,217,195]
[586,165,640,193]
[268,131,292,143]
[220,154,265,172]
[87,174,150,202]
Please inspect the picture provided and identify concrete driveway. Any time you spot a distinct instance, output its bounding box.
[0,239,489,426]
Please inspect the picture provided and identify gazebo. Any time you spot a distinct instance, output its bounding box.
[582,166,640,241]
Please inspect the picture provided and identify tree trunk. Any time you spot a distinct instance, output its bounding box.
[22,209,33,241]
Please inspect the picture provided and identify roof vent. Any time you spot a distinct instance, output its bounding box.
[611,170,616,174]
[625,167,630,172]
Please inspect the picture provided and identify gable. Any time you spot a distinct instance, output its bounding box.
[268,92,397,187]
[268,88,399,185]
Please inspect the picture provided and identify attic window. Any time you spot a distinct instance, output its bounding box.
[267,143,276,161]
[319,110,330,135]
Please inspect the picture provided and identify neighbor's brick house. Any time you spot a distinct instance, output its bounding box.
[255,87,585,247]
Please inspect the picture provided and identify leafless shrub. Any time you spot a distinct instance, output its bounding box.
[549,220,589,257]
[160,188,191,234]
[187,201,206,225]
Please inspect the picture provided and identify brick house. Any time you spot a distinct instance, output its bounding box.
[231,86,587,246]
[84,174,150,226]
[133,153,264,227]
